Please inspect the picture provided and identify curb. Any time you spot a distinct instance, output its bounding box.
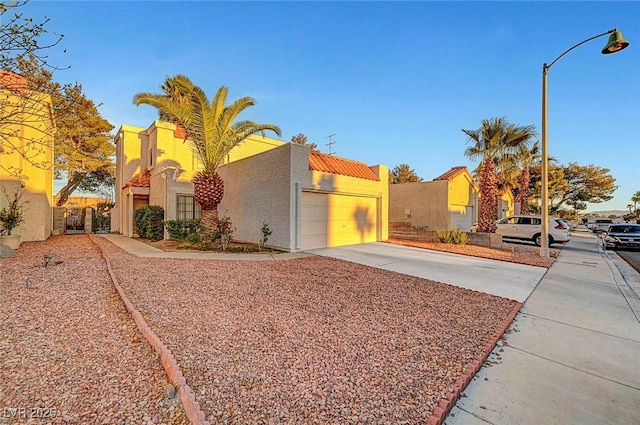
[90,235,210,425]
[425,301,524,425]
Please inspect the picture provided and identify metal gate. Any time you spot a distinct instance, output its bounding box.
[64,208,86,234]
[92,206,111,234]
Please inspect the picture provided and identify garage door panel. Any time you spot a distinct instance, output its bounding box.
[451,205,473,231]
[300,192,378,250]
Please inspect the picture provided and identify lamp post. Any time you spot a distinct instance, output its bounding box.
[539,29,629,257]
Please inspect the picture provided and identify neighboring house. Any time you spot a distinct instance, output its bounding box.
[113,120,388,251]
[389,166,479,232]
[497,189,515,219]
[0,71,55,242]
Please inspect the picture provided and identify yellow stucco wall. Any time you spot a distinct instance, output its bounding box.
[448,172,478,213]
[0,87,54,241]
[500,190,515,218]
[306,164,389,248]
[113,121,286,234]
[116,121,285,186]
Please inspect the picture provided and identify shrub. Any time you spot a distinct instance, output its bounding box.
[133,205,164,241]
[259,221,272,249]
[0,188,26,235]
[164,219,201,241]
[216,214,235,251]
[436,227,469,245]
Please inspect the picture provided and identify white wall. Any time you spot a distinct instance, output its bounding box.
[217,143,303,250]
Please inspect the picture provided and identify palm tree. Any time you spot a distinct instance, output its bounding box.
[133,75,281,236]
[462,117,536,232]
[631,190,640,214]
[514,141,541,215]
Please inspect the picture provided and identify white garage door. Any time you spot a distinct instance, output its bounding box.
[300,192,378,250]
[451,205,474,231]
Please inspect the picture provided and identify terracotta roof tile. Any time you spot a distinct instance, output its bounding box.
[309,151,379,181]
[123,169,151,189]
[433,166,469,181]
[0,71,27,93]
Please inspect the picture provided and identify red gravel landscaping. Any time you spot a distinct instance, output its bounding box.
[386,238,559,268]
[91,236,519,424]
[0,236,188,425]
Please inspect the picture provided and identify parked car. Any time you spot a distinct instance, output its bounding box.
[558,219,574,231]
[603,224,640,250]
[592,219,614,234]
[495,215,571,246]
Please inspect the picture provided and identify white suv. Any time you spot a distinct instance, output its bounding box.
[496,215,570,246]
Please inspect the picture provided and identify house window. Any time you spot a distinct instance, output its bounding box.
[148,147,155,169]
[177,195,201,220]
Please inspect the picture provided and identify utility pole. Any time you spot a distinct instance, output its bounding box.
[325,134,336,155]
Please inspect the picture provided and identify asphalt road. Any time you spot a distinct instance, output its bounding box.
[615,249,640,274]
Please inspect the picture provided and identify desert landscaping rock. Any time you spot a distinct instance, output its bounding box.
[387,238,559,268]
[0,236,188,424]
[90,236,518,424]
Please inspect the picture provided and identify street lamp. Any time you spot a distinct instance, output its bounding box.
[540,29,629,257]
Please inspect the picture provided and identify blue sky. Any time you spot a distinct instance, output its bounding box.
[22,0,640,213]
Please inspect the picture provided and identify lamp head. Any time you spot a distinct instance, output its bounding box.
[601,30,630,54]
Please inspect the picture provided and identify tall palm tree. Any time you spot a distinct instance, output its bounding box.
[514,141,541,215]
[133,75,281,236]
[631,190,640,214]
[462,117,536,232]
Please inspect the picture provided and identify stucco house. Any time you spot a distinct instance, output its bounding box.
[113,120,388,251]
[497,189,515,219]
[0,71,55,243]
[389,166,479,232]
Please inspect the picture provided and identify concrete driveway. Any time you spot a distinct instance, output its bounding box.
[307,242,547,302]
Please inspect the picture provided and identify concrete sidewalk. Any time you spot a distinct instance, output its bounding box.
[446,233,640,425]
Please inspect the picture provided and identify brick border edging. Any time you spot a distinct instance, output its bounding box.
[89,235,210,425]
[426,301,524,425]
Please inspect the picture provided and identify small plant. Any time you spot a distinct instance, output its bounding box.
[216,214,235,251]
[0,188,27,236]
[133,205,165,241]
[259,221,272,250]
[436,227,469,245]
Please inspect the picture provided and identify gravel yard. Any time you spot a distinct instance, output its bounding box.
[0,236,187,425]
[92,236,519,424]
[386,238,559,268]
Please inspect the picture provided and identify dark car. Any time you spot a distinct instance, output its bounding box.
[603,224,640,250]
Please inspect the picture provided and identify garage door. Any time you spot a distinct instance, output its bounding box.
[300,192,378,250]
[451,205,474,231]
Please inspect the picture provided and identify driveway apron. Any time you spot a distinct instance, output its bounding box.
[307,242,547,303]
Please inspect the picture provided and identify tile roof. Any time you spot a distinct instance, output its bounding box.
[123,169,151,189]
[0,71,27,93]
[308,151,379,181]
[433,166,469,181]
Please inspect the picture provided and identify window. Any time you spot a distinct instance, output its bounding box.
[177,195,201,220]
[148,147,155,169]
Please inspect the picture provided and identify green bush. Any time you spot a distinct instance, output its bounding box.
[133,205,165,241]
[436,227,469,245]
[164,219,201,241]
